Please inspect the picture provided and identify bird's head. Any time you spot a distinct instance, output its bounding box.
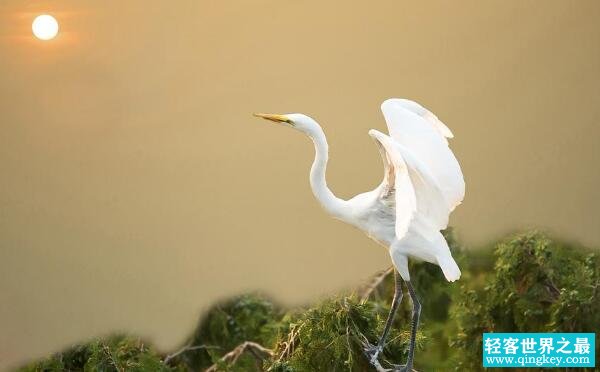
[253,113,321,137]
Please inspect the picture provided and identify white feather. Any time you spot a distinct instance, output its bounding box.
[381,99,465,211]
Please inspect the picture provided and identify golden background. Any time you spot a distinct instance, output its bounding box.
[1,0,599,369]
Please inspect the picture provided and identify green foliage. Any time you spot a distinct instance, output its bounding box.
[18,335,171,372]
[268,296,423,372]
[17,231,600,372]
[175,293,283,371]
[451,231,600,371]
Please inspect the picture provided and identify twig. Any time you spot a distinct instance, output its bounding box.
[205,341,273,372]
[163,344,216,365]
[271,322,305,366]
[102,344,123,372]
[360,266,394,301]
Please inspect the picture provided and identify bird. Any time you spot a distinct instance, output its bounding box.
[254,98,465,372]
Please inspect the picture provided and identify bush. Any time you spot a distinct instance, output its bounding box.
[451,231,600,371]
[18,335,171,372]
[268,296,423,372]
[173,293,283,371]
[17,231,599,372]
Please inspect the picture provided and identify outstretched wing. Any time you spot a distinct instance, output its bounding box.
[386,98,455,141]
[381,99,465,211]
[369,130,449,239]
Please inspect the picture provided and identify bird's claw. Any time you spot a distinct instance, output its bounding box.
[388,364,415,372]
[363,343,382,362]
[362,342,384,370]
[363,342,416,372]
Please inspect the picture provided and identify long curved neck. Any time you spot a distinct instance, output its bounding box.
[307,126,349,219]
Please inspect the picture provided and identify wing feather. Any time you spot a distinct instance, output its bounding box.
[381,99,465,211]
[369,130,449,239]
[371,131,395,198]
[369,130,415,238]
[388,98,454,140]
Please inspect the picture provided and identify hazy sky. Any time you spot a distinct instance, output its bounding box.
[1,0,599,369]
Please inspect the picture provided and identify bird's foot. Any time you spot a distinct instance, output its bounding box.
[363,342,382,363]
[388,363,415,372]
[362,342,385,370]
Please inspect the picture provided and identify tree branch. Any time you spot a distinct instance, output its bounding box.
[205,341,273,372]
[360,266,394,301]
[163,344,216,365]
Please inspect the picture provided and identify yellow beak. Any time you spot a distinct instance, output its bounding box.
[253,113,293,125]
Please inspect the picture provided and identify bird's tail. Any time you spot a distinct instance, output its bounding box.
[437,254,461,282]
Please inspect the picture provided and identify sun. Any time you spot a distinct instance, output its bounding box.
[32,15,59,40]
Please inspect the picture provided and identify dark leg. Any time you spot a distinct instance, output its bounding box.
[364,269,403,366]
[403,281,421,371]
[379,270,404,350]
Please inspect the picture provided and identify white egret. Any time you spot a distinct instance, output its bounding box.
[255,98,465,371]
